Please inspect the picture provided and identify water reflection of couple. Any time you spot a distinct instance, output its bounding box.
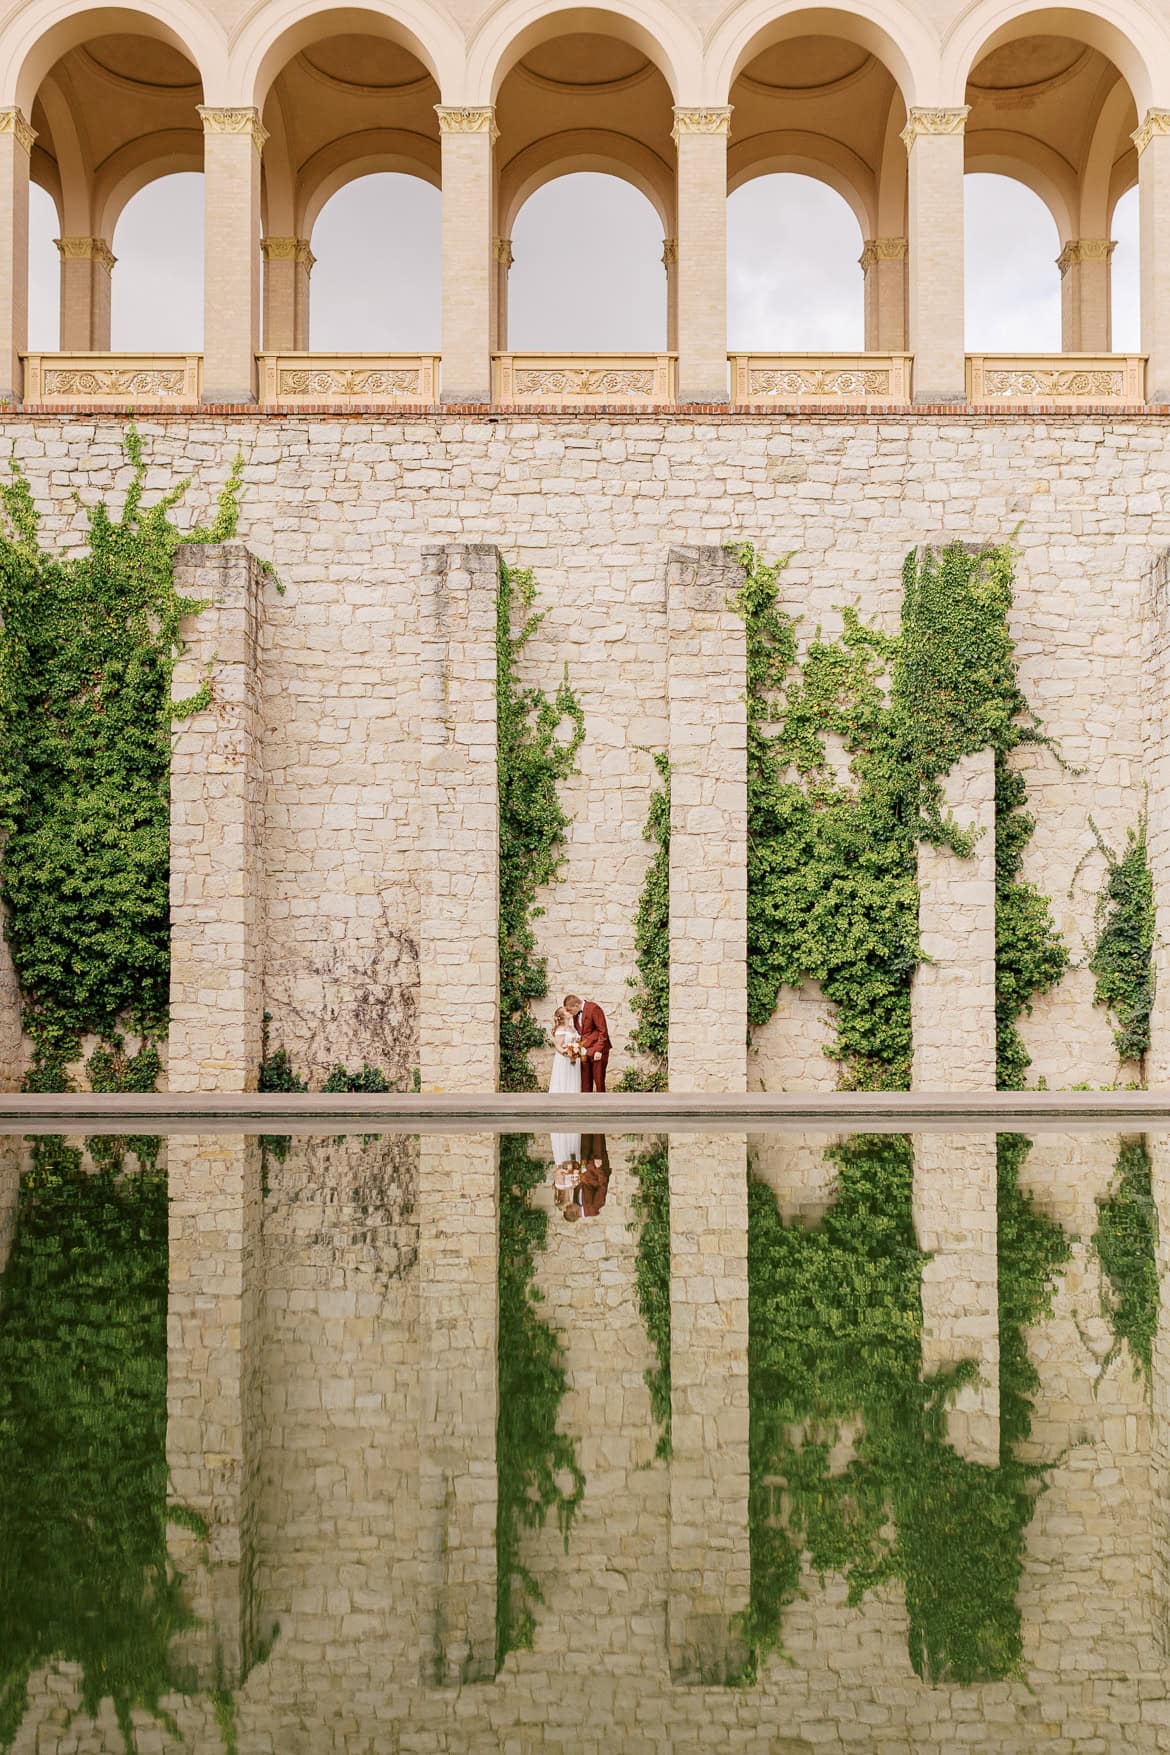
[550,1134,611,1223]
[549,994,611,1095]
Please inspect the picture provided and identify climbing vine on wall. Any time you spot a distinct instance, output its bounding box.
[0,431,243,1092]
[496,1134,585,1667]
[617,754,670,1092]
[628,1136,671,1457]
[744,1131,1068,1683]
[734,539,1067,1089]
[1093,1135,1158,1383]
[1084,818,1156,1071]
[497,561,585,1093]
[0,1142,193,1752]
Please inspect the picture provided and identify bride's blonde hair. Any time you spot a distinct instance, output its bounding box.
[553,1005,568,1028]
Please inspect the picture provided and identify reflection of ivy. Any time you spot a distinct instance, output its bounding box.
[617,756,670,1092]
[628,1138,671,1456]
[497,562,585,1093]
[1086,819,1156,1070]
[1094,1136,1158,1383]
[745,1132,1068,1683]
[734,540,1066,1090]
[0,1141,192,1751]
[495,1135,584,1668]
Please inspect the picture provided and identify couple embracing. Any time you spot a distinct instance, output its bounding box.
[549,994,611,1095]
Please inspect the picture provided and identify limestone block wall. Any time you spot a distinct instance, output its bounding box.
[1144,553,1170,1084]
[0,413,1166,1090]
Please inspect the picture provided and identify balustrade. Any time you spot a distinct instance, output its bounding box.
[966,353,1146,406]
[730,352,912,404]
[258,352,441,405]
[493,353,676,405]
[22,352,202,405]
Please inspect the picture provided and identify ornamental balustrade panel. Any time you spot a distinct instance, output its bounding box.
[730,353,913,404]
[22,353,202,405]
[493,353,677,405]
[258,353,441,405]
[966,353,1147,405]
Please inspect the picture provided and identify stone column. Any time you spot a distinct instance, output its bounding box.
[262,236,314,351]
[911,748,997,1090]
[902,108,967,403]
[56,236,115,350]
[437,107,496,403]
[1135,111,1170,402]
[669,1133,750,1682]
[912,1133,999,1464]
[860,236,908,351]
[0,1136,21,1279]
[166,1134,262,1687]
[169,542,265,1093]
[663,236,678,353]
[673,109,730,403]
[199,107,266,404]
[0,109,34,403]
[667,546,747,1092]
[1057,238,1114,353]
[1143,552,1170,1081]
[419,543,499,1092]
[418,1133,498,1683]
[493,236,512,350]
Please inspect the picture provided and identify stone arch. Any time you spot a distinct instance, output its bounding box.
[32,69,86,227]
[93,129,203,237]
[2,0,223,111]
[705,0,937,110]
[466,0,698,105]
[232,0,461,110]
[962,132,1076,240]
[727,129,875,234]
[940,1,1166,113]
[499,129,674,235]
[299,127,441,233]
[1081,76,1137,233]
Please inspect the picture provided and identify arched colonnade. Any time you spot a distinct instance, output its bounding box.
[4,0,1170,406]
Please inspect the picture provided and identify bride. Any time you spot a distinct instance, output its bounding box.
[549,1004,582,1096]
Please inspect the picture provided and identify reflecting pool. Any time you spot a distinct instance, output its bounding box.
[0,1126,1166,1752]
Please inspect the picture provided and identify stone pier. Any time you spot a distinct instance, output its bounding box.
[0,1134,20,1279]
[911,749,997,1091]
[912,1132,1000,1464]
[418,1132,499,1684]
[1144,553,1170,1085]
[419,544,500,1093]
[666,546,747,1094]
[1148,1132,1170,1657]
[166,1133,263,1686]
[169,544,265,1093]
[668,1132,751,1682]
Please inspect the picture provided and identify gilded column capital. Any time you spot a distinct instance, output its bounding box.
[435,105,499,142]
[263,235,315,271]
[671,106,733,144]
[493,236,513,267]
[55,235,116,272]
[1056,237,1116,274]
[662,236,677,267]
[1132,108,1170,154]
[859,236,908,270]
[0,108,36,154]
[197,106,268,154]
[901,106,969,149]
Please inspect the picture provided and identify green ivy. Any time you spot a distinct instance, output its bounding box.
[628,1137,671,1456]
[744,1131,1068,1683]
[617,756,670,1093]
[497,561,584,1092]
[496,1134,584,1667]
[734,540,1066,1089]
[1086,819,1156,1069]
[321,1063,391,1093]
[0,430,243,1091]
[1094,1136,1158,1383]
[0,1143,193,1751]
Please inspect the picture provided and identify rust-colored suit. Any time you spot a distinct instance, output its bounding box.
[579,1134,612,1215]
[575,1001,611,1093]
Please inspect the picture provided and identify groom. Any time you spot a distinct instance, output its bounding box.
[564,993,611,1093]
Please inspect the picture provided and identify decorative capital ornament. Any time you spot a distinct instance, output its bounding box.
[263,235,315,271]
[198,106,268,153]
[435,105,499,141]
[56,236,117,272]
[1132,108,1170,154]
[901,106,968,149]
[0,108,36,154]
[661,236,677,267]
[1056,238,1115,274]
[859,236,908,270]
[493,236,514,267]
[671,106,732,143]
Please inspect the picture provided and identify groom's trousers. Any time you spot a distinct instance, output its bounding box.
[581,1053,609,1093]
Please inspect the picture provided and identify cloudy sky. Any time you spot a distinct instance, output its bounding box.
[28,168,1141,357]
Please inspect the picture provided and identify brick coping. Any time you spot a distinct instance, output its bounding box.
[8,400,1170,422]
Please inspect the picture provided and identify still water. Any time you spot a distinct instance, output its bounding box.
[0,1126,1165,1752]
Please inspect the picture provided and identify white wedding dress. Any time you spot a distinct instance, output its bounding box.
[549,1025,582,1095]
